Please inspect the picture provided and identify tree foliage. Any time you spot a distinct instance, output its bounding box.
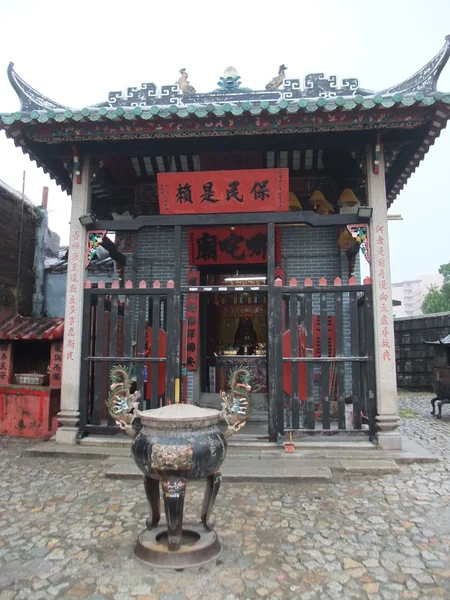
[422,261,450,314]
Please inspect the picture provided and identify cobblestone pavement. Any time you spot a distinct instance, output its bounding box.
[2,392,450,600]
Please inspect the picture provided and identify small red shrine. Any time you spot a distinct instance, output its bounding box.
[0,315,63,438]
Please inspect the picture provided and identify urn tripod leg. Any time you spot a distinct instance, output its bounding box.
[162,477,186,551]
[143,476,161,530]
[201,470,222,531]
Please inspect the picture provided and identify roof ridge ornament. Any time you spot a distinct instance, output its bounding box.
[265,64,288,90]
[214,66,252,93]
[5,36,450,112]
[177,68,196,94]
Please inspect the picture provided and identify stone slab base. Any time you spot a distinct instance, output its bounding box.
[134,524,222,570]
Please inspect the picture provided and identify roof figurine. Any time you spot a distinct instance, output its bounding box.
[177,68,196,94]
[265,64,288,90]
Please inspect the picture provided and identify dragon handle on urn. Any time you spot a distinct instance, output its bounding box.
[219,366,254,436]
[106,365,253,437]
[106,366,141,435]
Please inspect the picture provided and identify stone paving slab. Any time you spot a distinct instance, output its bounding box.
[101,455,399,481]
[102,456,337,482]
[2,391,450,600]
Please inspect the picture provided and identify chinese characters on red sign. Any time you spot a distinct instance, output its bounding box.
[0,341,12,383]
[375,224,392,361]
[66,230,81,361]
[49,341,63,387]
[185,270,200,370]
[158,168,288,215]
[188,226,281,266]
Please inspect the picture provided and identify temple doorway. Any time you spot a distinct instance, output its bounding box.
[198,267,269,435]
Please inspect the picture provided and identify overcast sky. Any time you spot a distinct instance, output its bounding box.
[0,0,449,283]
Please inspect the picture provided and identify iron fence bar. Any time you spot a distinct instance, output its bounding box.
[165,288,175,405]
[85,356,166,362]
[182,285,269,293]
[365,287,377,436]
[320,291,331,430]
[92,293,106,426]
[151,296,161,409]
[282,285,370,293]
[305,291,315,429]
[267,222,281,441]
[136,293,146,409]
[79,289,93,431]
[123,291,133,358]
[335,291,346,429]
[107,293,119,426]
[289,292,300,429]
[88,288,170,296]
[171,225,183,404]
[282,356,368,362]
[350,290,362,429]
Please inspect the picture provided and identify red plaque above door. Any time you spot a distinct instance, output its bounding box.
[157,168,288,214]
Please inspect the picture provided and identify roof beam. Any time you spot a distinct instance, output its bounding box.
[89,211,370,231]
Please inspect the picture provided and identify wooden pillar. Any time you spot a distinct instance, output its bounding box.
[56,157,92,444]
[365,143,401,450]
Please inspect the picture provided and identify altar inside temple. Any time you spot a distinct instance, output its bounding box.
[204,274,267,394]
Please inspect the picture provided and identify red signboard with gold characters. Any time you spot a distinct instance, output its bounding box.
[157,168,288,214]
[188,226,280,266]
[184,270,200,370]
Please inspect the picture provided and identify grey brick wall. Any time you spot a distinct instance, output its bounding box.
[134,227,189,285]
[281,227,341,283]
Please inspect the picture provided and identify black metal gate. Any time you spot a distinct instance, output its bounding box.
[79,280,176,434]
[78,224,376,441]
[273,277,376,439]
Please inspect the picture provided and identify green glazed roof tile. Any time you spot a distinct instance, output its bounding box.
[323,101,338,111]
[2,91,450,128]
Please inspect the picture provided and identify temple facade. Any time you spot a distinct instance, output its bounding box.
[1,38,450,447]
